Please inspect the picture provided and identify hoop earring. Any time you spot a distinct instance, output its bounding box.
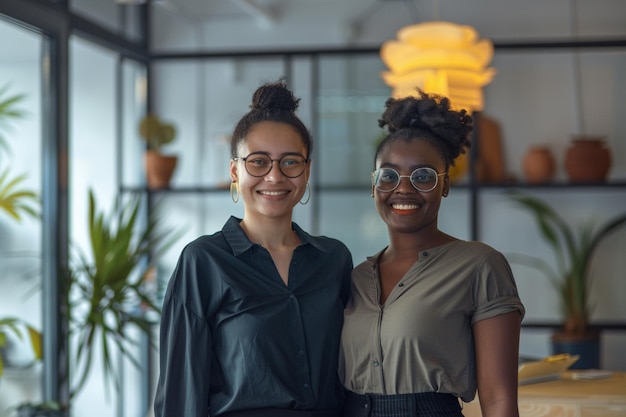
[230,182,239,203]
[299,183,311,205]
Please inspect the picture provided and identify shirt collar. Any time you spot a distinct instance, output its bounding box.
[222,216,328,256]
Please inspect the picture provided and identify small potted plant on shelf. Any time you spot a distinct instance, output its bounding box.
[139,114,178,190]
[508,192,626,369]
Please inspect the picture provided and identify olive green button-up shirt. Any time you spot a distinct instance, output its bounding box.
[339,240,525,403]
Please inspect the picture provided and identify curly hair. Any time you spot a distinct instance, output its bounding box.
[231,79,312,158]
[376,89,473,170]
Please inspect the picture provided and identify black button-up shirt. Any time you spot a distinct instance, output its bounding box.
[154,216,352,417]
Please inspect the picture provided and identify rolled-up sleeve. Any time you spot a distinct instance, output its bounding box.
[472,251,525,324]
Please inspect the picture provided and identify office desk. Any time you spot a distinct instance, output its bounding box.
[462,372,626,417]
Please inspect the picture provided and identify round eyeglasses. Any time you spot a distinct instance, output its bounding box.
[372,167,446,193]
[233,152,309,178]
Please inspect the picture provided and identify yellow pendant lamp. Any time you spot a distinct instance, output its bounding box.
[380,21,496,182]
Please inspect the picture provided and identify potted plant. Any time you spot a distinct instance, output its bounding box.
[139,114,178,190]
[508,192,626,368]
[65,189,180,398]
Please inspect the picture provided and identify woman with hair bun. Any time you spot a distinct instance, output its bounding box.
[339,90,524,417]
[155,79,353,417]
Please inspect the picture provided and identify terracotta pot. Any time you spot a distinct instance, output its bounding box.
[564,137,611,183]
[523,145,555,184]
[144,150,178,189]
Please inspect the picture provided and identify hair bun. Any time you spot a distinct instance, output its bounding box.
[251,81,300,113]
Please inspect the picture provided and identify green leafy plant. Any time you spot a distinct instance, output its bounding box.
[0,85,38,221]
[0,84,27,156]
[0,85,41,388]
[0,169,38,221]
[508,192,626,335]
[66,189,180,398]
[0,317,42,378]
[139,114,176,153]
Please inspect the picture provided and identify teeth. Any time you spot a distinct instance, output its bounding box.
[259,190,288,196]
[392,203,419,210]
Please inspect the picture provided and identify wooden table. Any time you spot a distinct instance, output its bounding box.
[462,372,626,417]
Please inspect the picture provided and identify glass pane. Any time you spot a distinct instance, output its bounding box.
[69,35,119,417]
[121,59,148,188]
[70,0,145,43]
[70,34,151,417]
[317,54,390,187]
[150,58,287,188]
[0,17,44,411]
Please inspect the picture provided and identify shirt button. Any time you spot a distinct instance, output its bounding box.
[364,404,369,409]
[289,294,295,299]
[303,383,309,389]
[372,360,380,367]
[398,283,404,287]
[422,251,428,257]
[298,349,305,356]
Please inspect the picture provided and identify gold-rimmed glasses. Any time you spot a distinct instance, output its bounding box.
[372,167,446,192]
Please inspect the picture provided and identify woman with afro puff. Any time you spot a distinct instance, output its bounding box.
[339,90,525,417]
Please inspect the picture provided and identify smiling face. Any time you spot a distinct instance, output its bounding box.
[373,137,449,236]
[231,121,310,222]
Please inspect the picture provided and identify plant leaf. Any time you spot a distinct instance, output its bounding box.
[0,168,39,221]
[67,188,181,398]
[0,84,27,155]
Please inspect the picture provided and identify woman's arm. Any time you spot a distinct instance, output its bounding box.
[473,310,522,417]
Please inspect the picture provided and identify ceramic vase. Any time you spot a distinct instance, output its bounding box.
[523,145,555,184]
[564,137,612,183]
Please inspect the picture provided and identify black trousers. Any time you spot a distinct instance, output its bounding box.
[218,408,340,417]
[343,391,463,417]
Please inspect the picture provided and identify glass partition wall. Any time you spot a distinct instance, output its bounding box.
[0,17,45,413]
[69,36,148,417]
[0,1,149,416]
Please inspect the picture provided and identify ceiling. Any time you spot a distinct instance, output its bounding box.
[148,0,420,26]
[145,0,439,51]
